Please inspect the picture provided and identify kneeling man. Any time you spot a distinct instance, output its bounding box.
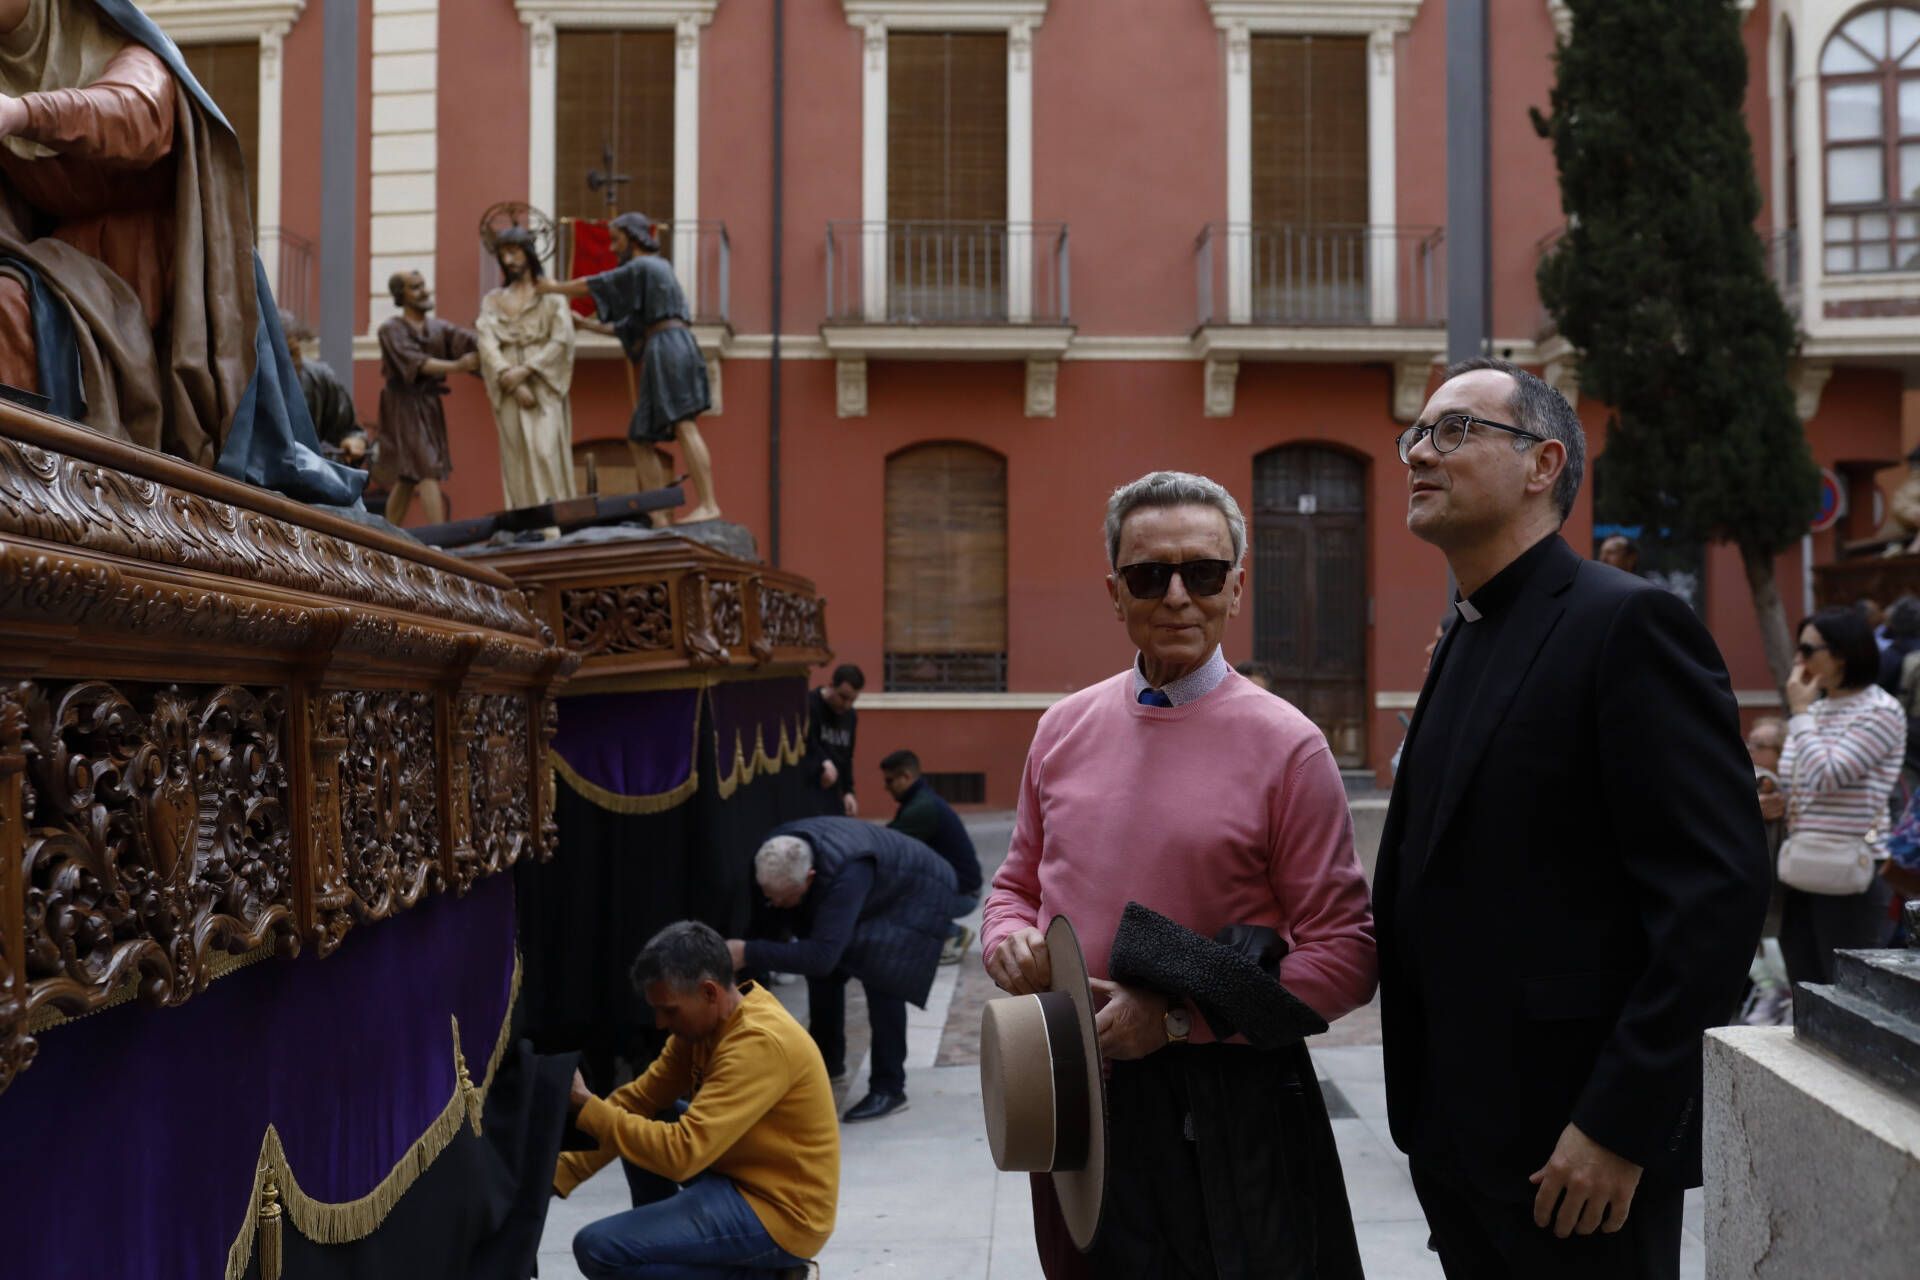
[558,921,838,1279]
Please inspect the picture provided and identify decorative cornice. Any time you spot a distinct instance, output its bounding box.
[1206,1,1424,35]
[142,1,304,40]
[513,0,720,28]
[841,1,1049,31]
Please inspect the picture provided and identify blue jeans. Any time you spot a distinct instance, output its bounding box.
[572,1172,809,1279]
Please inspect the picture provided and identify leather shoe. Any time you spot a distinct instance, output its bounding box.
[842,1090,909,1123]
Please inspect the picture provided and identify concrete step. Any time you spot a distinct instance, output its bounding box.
[1792,979,1920,1104]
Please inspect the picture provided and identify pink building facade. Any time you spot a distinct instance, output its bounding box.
[151,0,1920,805]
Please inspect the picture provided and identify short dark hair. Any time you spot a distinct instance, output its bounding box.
[493,227,545,281]
[1602,534,1638,555]
[387,271,413,306]
[831,664,865,690]
[1800,606,1881,690]
[611,211,661,254]
[629,921,733,993]
[880,749,920,775]
[1442,356,1586,522]
[1886,595,1920,641]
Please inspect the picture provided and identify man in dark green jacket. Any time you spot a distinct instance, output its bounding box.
[881,750,983,964]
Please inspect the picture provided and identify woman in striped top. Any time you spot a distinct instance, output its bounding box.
[1779,606,1902,985]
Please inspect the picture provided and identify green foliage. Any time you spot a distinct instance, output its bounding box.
[1534,0,1817,557]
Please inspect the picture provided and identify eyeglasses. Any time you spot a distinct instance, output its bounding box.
[1796,642,1829,659]
[1396,412,1547,464]
[1115,559,1233,599]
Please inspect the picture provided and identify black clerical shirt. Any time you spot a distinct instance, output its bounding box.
[1393,533,1560,1159]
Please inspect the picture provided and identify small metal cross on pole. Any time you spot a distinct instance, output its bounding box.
[586,141,631,213]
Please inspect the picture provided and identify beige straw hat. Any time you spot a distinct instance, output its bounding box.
[979,915,1108,1251]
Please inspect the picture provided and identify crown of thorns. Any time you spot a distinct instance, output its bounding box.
[477,201,555,263]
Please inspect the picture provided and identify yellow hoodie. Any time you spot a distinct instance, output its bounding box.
[554,982,840,1259]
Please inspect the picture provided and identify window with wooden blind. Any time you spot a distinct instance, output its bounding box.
[1249,35,1369,321]
[179,42,260,226]
[886,32,1007,321]
[554,29,674,226]
[885,443,1008,692]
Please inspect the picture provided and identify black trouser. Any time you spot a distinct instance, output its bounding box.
[806,970,907,1095]
[1780,876,1893,987]
[1410,1158,1684,1280]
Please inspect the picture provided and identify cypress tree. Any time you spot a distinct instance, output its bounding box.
[1534,0,1817,687]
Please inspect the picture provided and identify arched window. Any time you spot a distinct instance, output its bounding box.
[1820,4,1920,273]
[884,443,1008,691]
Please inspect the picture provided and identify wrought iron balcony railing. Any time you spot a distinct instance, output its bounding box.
[1195,223,1445,329]
[260,227,316,332]
[825,220,1070,326]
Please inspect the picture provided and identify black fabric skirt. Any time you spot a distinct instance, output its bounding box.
[628,326,712,443]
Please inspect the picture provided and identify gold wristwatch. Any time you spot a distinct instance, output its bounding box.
[1164,1006,1192,1044]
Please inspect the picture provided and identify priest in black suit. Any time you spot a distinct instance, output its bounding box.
[1375,358,1769,1280]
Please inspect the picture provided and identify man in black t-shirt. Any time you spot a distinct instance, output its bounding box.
[804,664,864,817]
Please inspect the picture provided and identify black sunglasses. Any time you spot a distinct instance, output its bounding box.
[1396,412,1546,464]
[1115,559,1233,599]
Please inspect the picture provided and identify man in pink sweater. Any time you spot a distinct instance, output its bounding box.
[982,470,1378,1279]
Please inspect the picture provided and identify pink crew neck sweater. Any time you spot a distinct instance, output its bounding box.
[982,670,1378,1034]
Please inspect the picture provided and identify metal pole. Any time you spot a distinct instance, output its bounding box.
[1446,0,1489,365]
[319,0,358,374]
[768,0,785,566]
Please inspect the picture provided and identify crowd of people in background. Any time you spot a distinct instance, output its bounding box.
[1736,594,1920,1025]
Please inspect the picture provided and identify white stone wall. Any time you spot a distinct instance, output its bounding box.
[1705,1026,1920,1279]
[369,0,439,326]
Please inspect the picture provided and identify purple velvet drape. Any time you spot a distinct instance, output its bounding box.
[0,872,517,1280]
[552,687,701,800]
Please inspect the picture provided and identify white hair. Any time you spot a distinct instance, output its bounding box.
[1104,470,1246,567]
[754,835,814,894]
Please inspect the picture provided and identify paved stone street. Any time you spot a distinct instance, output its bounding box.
[537,813,1706,1278]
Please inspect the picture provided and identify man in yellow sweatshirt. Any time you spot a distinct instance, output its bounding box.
[556,921,839,1278]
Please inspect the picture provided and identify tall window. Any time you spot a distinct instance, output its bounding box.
[555,29,674,224]
[179,42,260,226]
[884,443,1008,692]
[1820,4,1920,273]
[1252,445,1366,766]
[1249,35,1369,321]
[886,32,1007,320]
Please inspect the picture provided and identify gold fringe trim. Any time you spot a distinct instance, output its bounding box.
[713,709,808,800]
[25,940,281,1034]
[224,957,522,1280]
[549,691,704,814]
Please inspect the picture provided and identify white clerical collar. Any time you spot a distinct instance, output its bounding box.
[1455,598,1482,623]
[1131,646,1231,707]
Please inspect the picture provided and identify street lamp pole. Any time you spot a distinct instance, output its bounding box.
[319,0,358,375]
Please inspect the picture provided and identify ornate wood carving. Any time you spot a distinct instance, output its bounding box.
[683,572,729,668]
[328,691,442,924]
[560,582,673,656]
[460,694,530,889]
[0,408,573,1096]
[471,534,832,692]
[0,436,537,638]
[0,684,32,1092]
[710,579,744,649]
[16,679,299,1032]
[759,583,827,651]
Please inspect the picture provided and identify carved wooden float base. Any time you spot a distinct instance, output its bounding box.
[0,407,577,1097]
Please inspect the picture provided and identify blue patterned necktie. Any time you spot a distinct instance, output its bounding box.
[1138,688,1174,708]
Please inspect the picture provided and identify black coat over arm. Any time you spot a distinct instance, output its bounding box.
[1374,537,1770,1199]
